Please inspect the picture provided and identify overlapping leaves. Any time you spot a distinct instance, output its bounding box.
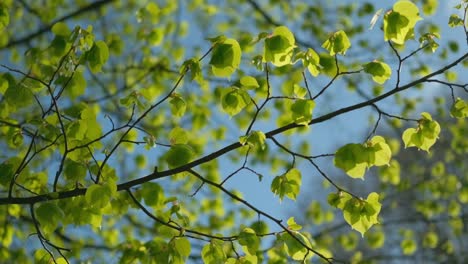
[334,136,392,179]
[402,112,440,152]
[328,192,382,236]
[383,0,422,44]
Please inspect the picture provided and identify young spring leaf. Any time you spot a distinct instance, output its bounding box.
[86,40,109,73]
[239,131,266,150]
[169,95,187,118]
[240,76,259,90]
[286,217,302,231]
[383,0,422,44]
[220,87,250,116]
[263,26,296,67]
[402,112,441,152]
[271,168,302,201]
[35,202,64,235]
[334,136,392,179]
[302,48,321,76]
[0,5,9,31]
[363,60,392,84]
[291,99,315,125]
[280,231,314,261]
[322,30,351,56]
[341,192,381,236]
[202,240,226,264]
[238,228,260,255]
[450,97,468,118]
[209,38,241,77]
[165,144,194,168]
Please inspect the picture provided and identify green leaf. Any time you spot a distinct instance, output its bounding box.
[240,76,259,90]
[86,40,109,73]
[291,99,315,125]
[220,87,250,116]
[302,48,321,76]
[85,181,116,209]
[263,26,296,66]
[366,230,385,249]
[293,84,307,99]
[171,237,191,260]
[401,239,417,255]
[64,160,87,182]
[286,217,302,231]
[334,136,392,179]
[238,228,260,255]
[271,168,302,201]
[165,144,194,168]
[141,182,165,208]
[170,95,187,118]
[51,22,71,37]
[202,240,226,264]
[384,0,422,44]
[402,112,441,152]
[67,71,87,99]
[448,14,464,27]
[363,60,392,84]
[209,38,241,77]
[322,30,351,56]
[334,143,368,179]
[280,231,314,261]
[239,131,266,150]
[181,58,202,82]
[342,192,381,236]
[169,127,189,144]
[450,97,468,118]
[35,202,64,235]
[0,5,9,32]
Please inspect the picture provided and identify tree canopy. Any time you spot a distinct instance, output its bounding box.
[0,0,467,263]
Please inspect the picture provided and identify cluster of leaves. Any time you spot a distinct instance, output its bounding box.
[0,0,467,263]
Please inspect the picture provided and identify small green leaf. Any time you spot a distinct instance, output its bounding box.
[169,127,189,144]
[165,144,194,168]
[291,99,315,125]
[238,228,260,255]
[85,181,116,209]
[0,5,9,32]
[450,98,468,118]
[239,131,266,150]
[334,143,368,179]
[202,240,226,264]
[263,26,296,66]
[86,40,109,73]
[293,84,307,98]
[342,192,381,236]
[220,87,250,116]
[303,48,321,76]
[240,76,259,89]
[334,136,392,179]
[209,38,241,77]
[35,202,64,235]
[384,0,422,44]
[322,30,351,56]
[171,237,191,260]
[286,217,302,231]
[363,60,392,84]
[51,22,71,37]
[401,239,417,255]
[170,95,187,118]
[141,182,165,208]
[448,14,464,27]
[271,168,302,201]
[402,112,440,152]
[280,231,314,261]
